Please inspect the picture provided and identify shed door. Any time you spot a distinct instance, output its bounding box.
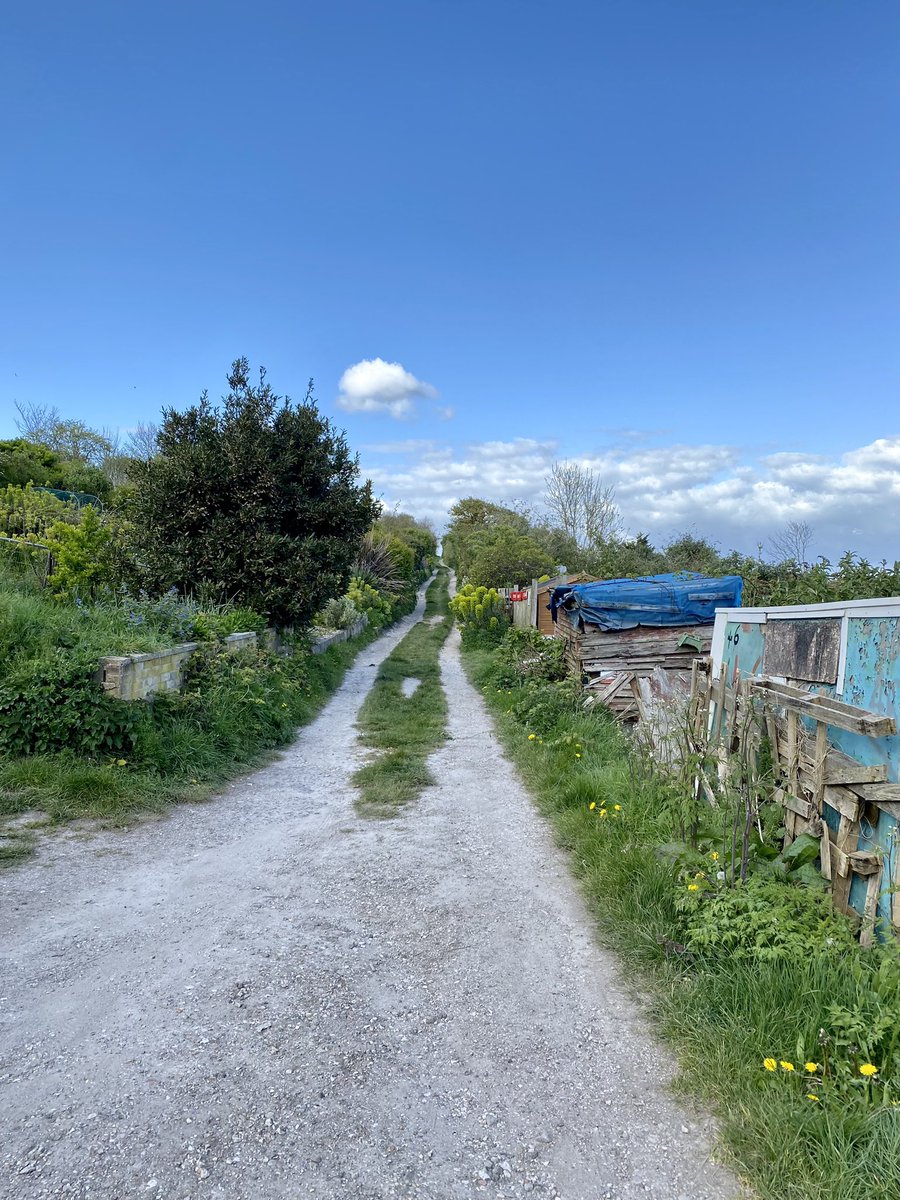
[763,618,841,684]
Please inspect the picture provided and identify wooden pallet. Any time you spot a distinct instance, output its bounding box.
[693,662,898,942]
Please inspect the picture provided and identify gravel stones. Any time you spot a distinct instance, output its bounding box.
[0,588,741,1200]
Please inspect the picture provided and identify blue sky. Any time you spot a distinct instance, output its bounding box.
[2,1,899,557]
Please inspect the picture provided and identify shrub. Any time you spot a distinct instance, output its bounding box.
[493,626,566,686]
[347,577,393,629]
[316,595,362,631]
[449,583,509,646]
[128,358,379,626]
[0,650,136,757]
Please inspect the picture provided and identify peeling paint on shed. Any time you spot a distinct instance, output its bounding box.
[712,597,900,930]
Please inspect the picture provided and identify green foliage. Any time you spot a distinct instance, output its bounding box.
[493,626,567,687]
[128,358,379,627]
[315,594,362,631]
[347,577,394,629]
[0,651,136,757]
[353,570,451,817]
[374,512,437,578]
[448,583,509,646]
[680,876,858,961]
[0,438,111,500]
[44,507,111,599]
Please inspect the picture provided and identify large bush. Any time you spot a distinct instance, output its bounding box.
[128,359,379,627]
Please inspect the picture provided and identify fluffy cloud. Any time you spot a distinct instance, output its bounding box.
[360,435,900,562]
[336,358,437,418]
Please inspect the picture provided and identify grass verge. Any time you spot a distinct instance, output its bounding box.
[0,619,391,864]
[352,568,451,818]
[463,639,900,1200]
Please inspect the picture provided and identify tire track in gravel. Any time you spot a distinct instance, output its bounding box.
[0,586,743,1200]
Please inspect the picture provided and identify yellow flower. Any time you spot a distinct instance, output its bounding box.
[614,804,622,811]
[599,810,608,819]
[687,883,699,892]
[806,1094,820,1102]
[190,778,198,784]
[116,759,127,767]
[575,753,582,759]
[763,1058,777,1072]
[589,802,596,811]
[781,1061,795,1072]
[805,1062,820,1074]
[528,733,536,740]
[709,851,719,861]
[860,1063,879,1077]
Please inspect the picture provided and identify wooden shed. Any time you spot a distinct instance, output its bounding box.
[534,573,596,636]
[555,606,711,719]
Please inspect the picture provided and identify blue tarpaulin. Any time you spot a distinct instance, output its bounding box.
[549,572,743,631]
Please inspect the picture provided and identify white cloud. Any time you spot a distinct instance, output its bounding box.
[336,357,437,418]
[360,434,900,562]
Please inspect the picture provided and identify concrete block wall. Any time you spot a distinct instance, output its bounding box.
[311,615,368,655]
[98,616,369,700]
[97,643,199,701]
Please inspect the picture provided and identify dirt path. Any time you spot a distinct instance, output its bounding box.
[0,598,741,1200]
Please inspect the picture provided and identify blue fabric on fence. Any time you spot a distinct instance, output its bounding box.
[548,572,743,631]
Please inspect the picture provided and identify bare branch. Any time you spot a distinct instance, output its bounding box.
[544,461,621,548]
[768,519,814,564]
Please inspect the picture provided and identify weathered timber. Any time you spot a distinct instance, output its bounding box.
[752,677,896,738]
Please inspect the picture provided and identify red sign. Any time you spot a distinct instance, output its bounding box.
[509,590,528,602]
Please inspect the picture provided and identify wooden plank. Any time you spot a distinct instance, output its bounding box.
[784,793,812,820]
[848,851,882,877]
[751,678,896,738]
[860,872,881,948]
[819,826,833,881]
[813,722,828,810]
[823,786,862,822]
[825,762,888,785]
[851,783,900,804]
[831,844,850,880]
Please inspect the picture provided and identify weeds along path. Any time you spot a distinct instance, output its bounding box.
[0,583,740,1200]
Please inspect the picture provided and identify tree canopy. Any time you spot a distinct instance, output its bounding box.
[128,358,380,626]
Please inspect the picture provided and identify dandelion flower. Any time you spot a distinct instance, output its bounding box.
[589,802,596,811]
[575,753,582,759]
[528,733,536,741]
[687,883,699,892]
[614,804,622,811]
[860,1063,879,1077]
[805,1062,820,1074]
[763,1058,777,1072]
[709,851,719,861]
[806,1094,820,1102]
[781,1061,795,1072]
[599,810,608,819]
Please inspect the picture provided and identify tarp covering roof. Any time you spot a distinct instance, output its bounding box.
[549,572,743,631]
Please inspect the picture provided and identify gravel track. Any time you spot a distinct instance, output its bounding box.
[0,592,741,1200]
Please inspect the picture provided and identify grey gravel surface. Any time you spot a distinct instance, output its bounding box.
[0,591,742,1200]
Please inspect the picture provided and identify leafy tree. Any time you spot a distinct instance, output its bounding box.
[129,358,379,626]
[443,497,531,575]
[466,526,554,588]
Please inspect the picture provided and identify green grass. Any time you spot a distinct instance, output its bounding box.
[352,569,452,817]
[0,618,392,862]
[463,644,900,1200]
